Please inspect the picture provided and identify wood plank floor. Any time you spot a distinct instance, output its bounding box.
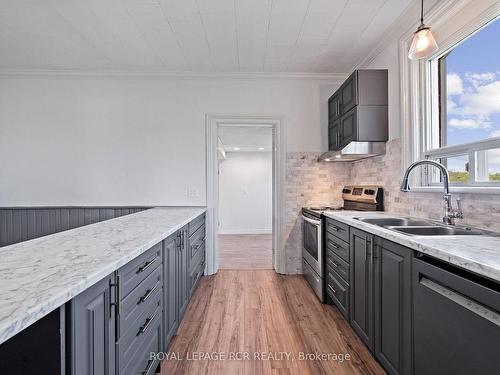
[160,270,385,375]
[218,234,273,269]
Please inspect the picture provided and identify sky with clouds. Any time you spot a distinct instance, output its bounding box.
[444,17,500,175]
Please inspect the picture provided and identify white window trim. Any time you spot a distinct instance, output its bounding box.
[400,0,500,194]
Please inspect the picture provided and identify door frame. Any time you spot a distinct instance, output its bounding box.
[205,114,286,275]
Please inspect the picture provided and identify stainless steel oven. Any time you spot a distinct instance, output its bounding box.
[302,211,324,301]
[302,213,322,277]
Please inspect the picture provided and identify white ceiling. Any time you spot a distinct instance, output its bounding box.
[0,0,413,74]
[218,126,273,152]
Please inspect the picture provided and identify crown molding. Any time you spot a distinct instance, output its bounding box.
[0,69,347,82]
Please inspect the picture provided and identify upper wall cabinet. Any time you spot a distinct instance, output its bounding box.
[328,92,340,121]
[327,70,388,152]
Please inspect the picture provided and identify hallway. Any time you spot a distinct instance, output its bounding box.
[218,234,273,269]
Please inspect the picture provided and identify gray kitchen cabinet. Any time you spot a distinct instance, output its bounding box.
[328,118,341,151]
[0,213,206,375]
[339,70,388,115]
[328,92,340,121]
[413,256,500,375]
[340,107,357,147]
[325,218,351,319]
[326,266,350,319]
[349,227,374,351]
[163,232,179,349]
[327,69,388,151]
[373,238,412,375]
[188,218,206,296]
[69,274,116,375]
[339,72,357,113]
[178,225,190,319]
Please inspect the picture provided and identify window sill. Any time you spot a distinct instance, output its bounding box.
[409,186,500,195]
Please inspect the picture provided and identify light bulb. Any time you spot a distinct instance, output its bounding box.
[408,26,438,60]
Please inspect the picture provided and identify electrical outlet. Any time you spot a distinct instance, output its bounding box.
[187,187,199,197]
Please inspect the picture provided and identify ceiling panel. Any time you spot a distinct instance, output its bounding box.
[0,0,414,73]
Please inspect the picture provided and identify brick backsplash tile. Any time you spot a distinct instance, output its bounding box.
[283,139,500,274]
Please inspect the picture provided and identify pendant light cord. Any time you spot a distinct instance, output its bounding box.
[420,0,424,25]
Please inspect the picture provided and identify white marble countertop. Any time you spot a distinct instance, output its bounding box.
[0,206,206,345]
[323,211,500,283]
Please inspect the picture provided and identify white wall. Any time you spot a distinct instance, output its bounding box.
[0,76,339,206]
[218,152,272,234]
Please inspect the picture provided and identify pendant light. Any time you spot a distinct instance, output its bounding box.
[408,0,438,60]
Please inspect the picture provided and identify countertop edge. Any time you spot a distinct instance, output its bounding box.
[0,206,207,345]
[322,211,500,283]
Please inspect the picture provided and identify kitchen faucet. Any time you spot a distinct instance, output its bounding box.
[400,159,463,225]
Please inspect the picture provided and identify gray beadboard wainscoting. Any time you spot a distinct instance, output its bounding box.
[0,207,148,247]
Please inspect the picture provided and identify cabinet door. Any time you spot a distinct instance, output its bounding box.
[70,275,115,375]
[328,119,341,151]
[178,227,190,319]
[340,72,358,114]
[340,107,357,147]
[350,228,374,351]
[163,233,179,349]
[328,92,340,120]
[374,238,412,375]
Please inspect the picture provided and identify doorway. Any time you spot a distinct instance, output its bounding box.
[205,115,286,275]
[217,126,273,269]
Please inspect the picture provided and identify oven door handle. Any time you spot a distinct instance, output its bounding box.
[302,215,321,226]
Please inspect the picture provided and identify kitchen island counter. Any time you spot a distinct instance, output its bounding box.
[0,206,206,345]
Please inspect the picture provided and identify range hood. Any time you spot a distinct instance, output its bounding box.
[318,141,386,162]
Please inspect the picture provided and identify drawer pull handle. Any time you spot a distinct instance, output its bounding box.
[136,258,157,274]
[328,241,339,249]
[137,310,159,336]
[138,284,159,305]
[329,286,337,294]
[329,225,340,231]
[332,261,338,268]
[139,359,155,374]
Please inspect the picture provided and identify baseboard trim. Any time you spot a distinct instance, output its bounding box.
[219,229,272,235]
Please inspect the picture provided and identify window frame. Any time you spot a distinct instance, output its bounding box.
[400,0,500,194]
[423,19,500,187]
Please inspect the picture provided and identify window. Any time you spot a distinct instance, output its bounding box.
[423,17,500,186]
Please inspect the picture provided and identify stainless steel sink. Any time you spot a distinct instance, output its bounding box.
[355,216,485,236]
[357,217,433,227]
[388,226,482,236]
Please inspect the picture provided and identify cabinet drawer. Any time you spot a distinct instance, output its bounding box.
[119,265,162,338]
[326,249,350,283]
[118,242,162,299]
[325,231,350,263]
[116,288,162,373]
[325,218,349,243]
[327,266,350,320]
[189,254,205,296]
[188,225,205,270]
[120,310,162,375]
[188,214,205,237]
